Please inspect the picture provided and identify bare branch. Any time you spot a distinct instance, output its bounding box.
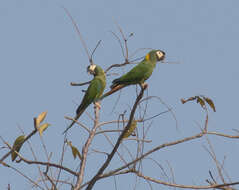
[105,60,130,73]
[2,162,45,190]
[64,116,91,133]
[140,96,178,130]
[110,31,125,58]
[70,81,91,86]
[134,170,239,189]
[85,85,147,190]
[43,165,57,190]
[206,131,239,139]
[80,169,135,189]
[73,102,102,189]
[102,129,208,179]
[62,6,91,64]
[15,152,77,176]
[90,40,102,62]
[55,135,68,187]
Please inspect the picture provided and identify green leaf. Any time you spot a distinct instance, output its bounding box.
[38,123,51,136]
[67,141,82,160]
[11,135,25,161]
[204,97,216,112]
[36,111,48,127]
[123,120,137,139]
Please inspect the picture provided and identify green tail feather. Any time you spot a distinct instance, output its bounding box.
[62,107,86,134]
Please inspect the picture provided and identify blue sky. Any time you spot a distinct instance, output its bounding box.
[1,0,239,189]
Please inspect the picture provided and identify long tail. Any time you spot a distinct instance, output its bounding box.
[62,107,86,134]
[99,84,125,101]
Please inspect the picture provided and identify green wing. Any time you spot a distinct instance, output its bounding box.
[111,61,155,88]
[76,76,105,114]
[63,76,105,134]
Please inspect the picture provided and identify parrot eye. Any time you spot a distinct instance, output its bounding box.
[156,50,165,61]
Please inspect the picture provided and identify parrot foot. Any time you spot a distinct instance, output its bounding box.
[94,102,101,109]
[140,83,148,89]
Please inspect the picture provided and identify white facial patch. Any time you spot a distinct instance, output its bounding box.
[89,64,96,72]
[156,50,164,60]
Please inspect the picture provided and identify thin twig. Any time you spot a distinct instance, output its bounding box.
[140,96,178,131]
[102,132,206,178]
[70,81,91,86]
[90,40,102,62]
[15,152,77,176]
[2,162,45,190]
[44,165,57,190]
[80,169,135,189]
[206,131,239,139]
[62,6,91,64]
[18,126,48,189]
[55,135,68,187]
[134,170,239,189]
[203,137,225,184]
[64,116,90,133]
[0,128,38,163]
[105,60,130,73]
[110,31,125,58]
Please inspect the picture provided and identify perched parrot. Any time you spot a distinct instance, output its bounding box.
[100,49,165,100]
[63,64,106,134]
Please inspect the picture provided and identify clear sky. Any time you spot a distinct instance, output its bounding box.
[1,0,239,189]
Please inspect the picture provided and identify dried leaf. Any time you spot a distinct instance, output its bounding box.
[204,97,216,112]
[11,135,25,161]
[36,111,48,127]
[123,120,137,139]
[38,123,51,136]
[67,141,82,160]
[181,98,186,104]
[181,96,197,104]
[196,96,206,109]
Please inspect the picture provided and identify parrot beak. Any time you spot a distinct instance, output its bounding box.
[87,64,97,75]
[87,66,91,75]
[156,50,165,62]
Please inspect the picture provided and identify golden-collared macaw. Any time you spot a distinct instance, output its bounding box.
[63,64,106,134]
[100,49,165,100]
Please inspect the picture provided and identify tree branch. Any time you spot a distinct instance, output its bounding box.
[85,85,147,190]
[74,102,102,189]
[15,152,77,176]
[134,170,239,189]
[70,81,91,86]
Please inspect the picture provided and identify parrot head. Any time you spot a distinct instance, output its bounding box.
[145,50,165,62]
[155,50,165,61]
[87,64,105,76]
[87,64,96,75]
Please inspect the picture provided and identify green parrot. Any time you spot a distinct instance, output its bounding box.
[63,64,106,134]
[100,49,165,100]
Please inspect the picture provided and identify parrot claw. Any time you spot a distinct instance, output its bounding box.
[94,102,101,109]
[140,83,148,89]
